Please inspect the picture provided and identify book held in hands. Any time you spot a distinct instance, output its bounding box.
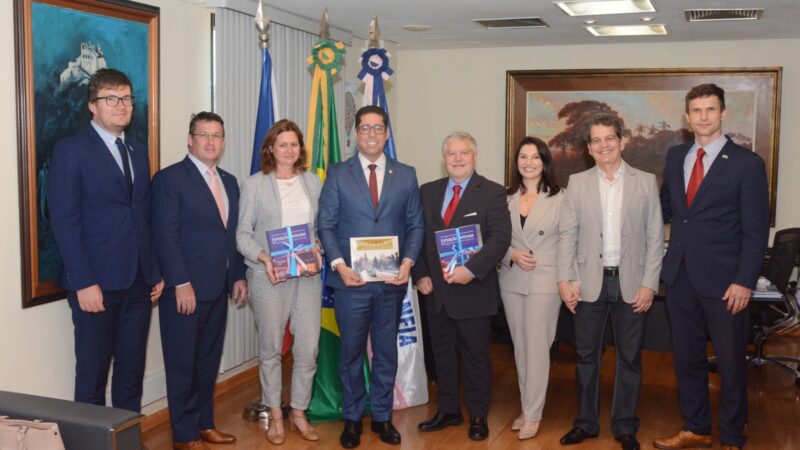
[435,224,483,275]
[266,224,319,280]
[350,236,400,282]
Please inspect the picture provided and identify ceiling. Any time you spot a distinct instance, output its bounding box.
[254,0,800,49]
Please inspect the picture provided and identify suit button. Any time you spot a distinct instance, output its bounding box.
[374,219,379,223]
[538,231,544,236]
[599,254,602,258]
[683,219,688,223]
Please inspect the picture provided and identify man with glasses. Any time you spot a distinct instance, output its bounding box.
[318,105,424,448]
[49,68,163,413]
[151,112,247,450]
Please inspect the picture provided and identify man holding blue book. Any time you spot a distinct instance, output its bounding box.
[413,132,511,441]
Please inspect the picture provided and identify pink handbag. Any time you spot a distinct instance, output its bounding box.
[0,416,65,450]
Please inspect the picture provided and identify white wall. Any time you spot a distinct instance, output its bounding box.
[0,0,212,403]
[395,39,800,230]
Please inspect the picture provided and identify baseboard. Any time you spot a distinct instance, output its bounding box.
[140,365,259,433]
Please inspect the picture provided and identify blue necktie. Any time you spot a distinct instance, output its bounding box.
[115,137,133,200]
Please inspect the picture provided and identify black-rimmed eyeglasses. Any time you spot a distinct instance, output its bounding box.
[92,95,135,106]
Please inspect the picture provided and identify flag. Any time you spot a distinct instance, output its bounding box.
[250,45,276,175]
[305,37,355,423]
[358,46,429,409]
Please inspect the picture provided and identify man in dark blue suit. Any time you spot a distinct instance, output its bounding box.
[317,106,424,448]
[151,112,247,450]
[48,68,163,413]
[654,84,769,450]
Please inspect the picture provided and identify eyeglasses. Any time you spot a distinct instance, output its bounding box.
[356,124,387,135]
[92,95,135,106]
[192,132,225,141]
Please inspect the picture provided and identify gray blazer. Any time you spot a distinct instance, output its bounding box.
[236,171,322,271]
[557,163,663,303]
[499,189,563,296]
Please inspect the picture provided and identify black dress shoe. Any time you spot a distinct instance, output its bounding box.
[340,420,362,448]
[468,417,489,441]
[371,421,401,445]
[418,411,464,431]
[560,427,598,445]
[617,434,640,450]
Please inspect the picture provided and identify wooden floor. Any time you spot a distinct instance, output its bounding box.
[143,333,800,449]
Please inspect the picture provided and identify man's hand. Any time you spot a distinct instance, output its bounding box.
[386,260,413,286]
[444,266,475,285]
[416,276,433,295]
[631,286,655,313]
[76,284,105,313]
[232,280,248,305]
[175,283,197,315]
[510,250,536,271]
[723,283,752,315]
[150,279,165,303]
[558,280,581,314]
[337,264,366,287]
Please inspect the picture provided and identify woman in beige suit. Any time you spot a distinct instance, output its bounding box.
[499,136,563,440]
[237,120,322,445]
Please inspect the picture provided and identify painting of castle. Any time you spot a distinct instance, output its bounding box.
[59,42,107,85]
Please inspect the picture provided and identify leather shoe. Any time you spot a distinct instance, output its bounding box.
[371,421,401,445]
[617,434,641,450]
[560,427,598,445]
[199,429,236,444]
[340,420,362,449]
[418,411,464,431]
[173,441,208,450]
[468,417,489,441]
[653,430,712,449]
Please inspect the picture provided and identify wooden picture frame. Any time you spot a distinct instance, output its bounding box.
[14,0,160,308]
[506,68,781,225]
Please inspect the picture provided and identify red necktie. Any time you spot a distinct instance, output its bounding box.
[368,164,378,208]
[686,147,706,207]
[442,185,461,227]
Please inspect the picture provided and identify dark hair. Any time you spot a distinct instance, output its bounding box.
[685,83,726,112]
[583,113,624,143]
[507,136,560,197]
[355,105,388,127]
[189,111,225,135]
[259,119,307,174]
[88,68,132,102]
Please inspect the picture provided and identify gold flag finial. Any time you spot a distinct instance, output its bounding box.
[368,15,380,48]
[320,8,330,39]
[255,0,270,48]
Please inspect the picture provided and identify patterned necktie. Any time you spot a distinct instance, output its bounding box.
[114,137,133,200]
[208,168,227,227]
[368,164,379,208]
[686,147,706,207]
[443,185,462,227]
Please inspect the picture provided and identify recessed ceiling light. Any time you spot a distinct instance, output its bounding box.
[555,0,656,17]
[641,16,654,22]
[583,19,597,24]
[585,23,667,36]
[402,24,431,32]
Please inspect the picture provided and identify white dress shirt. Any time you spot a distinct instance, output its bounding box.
[683,135,728,191]
[597,162,624,267]
[91,120,135,182]
[358,152,386,200]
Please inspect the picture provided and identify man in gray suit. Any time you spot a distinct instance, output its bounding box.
[557,113,663,450]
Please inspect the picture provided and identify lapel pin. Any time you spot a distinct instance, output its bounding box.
[722,154,729,159]
[388,169,393,174]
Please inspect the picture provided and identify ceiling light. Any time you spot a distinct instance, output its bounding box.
[402,24,431,32]
[555,0,656,17]
[585,23,667,36]
[641,16,654,22]
[583,19,597,24]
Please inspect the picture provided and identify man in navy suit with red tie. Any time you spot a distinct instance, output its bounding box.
[152,112,247,450]
[655,84,769,450]
[49,69,164,412]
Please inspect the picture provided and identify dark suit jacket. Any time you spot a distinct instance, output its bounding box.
[413,174,512,320]
[48,126,160,291]
[317,155,425,290]
[151,156,245,301]
[660,139,769,298]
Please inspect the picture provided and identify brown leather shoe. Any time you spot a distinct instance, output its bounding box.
[653,430,712,449]
[173,440,209,450]
[199,429,237,444]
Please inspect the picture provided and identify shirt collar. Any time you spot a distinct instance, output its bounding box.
[447,174,473,191]
[691,135,728,161]
[91,120,126,148]
[595,160,625,183]
[358,152,386,171]
[187,152,217,175]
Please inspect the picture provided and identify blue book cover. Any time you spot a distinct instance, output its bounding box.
[266,224,319,280]
[435,224,483,275]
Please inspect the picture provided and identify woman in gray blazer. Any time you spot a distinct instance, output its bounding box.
[499,136,564,440]
[237,120,322,444]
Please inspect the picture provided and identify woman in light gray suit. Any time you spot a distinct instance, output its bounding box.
[499,136,564,440]
[237,120,322,445]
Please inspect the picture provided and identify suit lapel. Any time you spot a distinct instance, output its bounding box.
[433,178,449,228]
[378,158,398,216]
[524,190,555,236]
[347,156,376,211]
[219,169,236,227]
[586,170,603,228]
[450,175,480,227]
[619,165,636,231]
[508,192,523,237]
[182,157,226,229]
[689,140,732,210]
[87,127,130,197]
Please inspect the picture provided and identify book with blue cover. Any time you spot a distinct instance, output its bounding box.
[266,224,320,280]
[435,224,483,275]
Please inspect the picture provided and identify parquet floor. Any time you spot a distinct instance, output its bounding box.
[142,333,800,449]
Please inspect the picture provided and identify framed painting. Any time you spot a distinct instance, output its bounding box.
[506,68,781,225]
[14,0,160,308]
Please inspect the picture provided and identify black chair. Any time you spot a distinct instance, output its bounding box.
[741,227,800,386]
